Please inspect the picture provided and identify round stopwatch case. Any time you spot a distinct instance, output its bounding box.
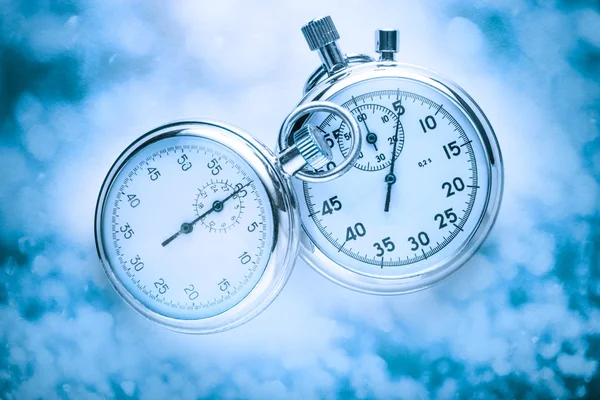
[95,121,299,333]
[280,62,503,294]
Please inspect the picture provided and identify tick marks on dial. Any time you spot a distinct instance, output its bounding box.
[194,180,250,233]
[301,89,480,267]
[335,103,404,172]
[161,179,253,246]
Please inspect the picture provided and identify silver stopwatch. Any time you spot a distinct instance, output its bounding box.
[279,16,504,294]
[95,102,361,333]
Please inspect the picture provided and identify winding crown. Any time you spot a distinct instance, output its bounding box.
[293,124,332,170]
[301,16,340,51]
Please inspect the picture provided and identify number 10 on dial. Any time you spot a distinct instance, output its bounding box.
[95,103,361,333]
[282,16,504,294]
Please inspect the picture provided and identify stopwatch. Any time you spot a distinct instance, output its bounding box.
[279,16,503,294]
[94,102,362,333]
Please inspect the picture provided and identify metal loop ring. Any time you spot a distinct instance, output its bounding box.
[279,101,362,183]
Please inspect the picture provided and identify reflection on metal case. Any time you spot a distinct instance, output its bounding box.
[279,16,504,295]
[94,103,361,333]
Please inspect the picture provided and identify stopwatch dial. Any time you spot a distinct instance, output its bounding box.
[333,103,404,171]
[296,78,492,279]
[195,180,244,232]
[99,136,274,320]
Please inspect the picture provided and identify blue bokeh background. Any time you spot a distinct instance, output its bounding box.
[1,0,599,398]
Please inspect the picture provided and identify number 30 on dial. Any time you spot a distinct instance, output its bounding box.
[290,70,503,294]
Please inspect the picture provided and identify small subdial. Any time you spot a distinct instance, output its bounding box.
[336,104,404,171]
[195,180,244,232]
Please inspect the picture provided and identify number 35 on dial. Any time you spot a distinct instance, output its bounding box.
[292,75,503,294]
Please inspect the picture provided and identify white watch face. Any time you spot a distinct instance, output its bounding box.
[99,135,274,320]
[296,77,492,279]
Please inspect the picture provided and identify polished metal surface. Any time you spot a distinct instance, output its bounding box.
[278,101,362,182]
[301,16,339,51]
[293,124,331,170]
[290,61,504,295]
[95,121,300,333]
[301,16,347,75]
[302,54,373,95]
[277,124,331,176]
[375,29,399,61]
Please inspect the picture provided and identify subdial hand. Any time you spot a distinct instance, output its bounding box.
[353,96,378,152]
[161,180,253,247]
[366,132,378,152]
[384,103,402,212]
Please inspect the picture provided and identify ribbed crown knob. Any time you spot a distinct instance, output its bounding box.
[375,29,399,60]
[302,16,340,51]
[293,125,332,170]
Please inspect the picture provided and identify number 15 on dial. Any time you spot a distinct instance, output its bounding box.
[281,16,504,294]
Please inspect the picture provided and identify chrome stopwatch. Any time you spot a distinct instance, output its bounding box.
[279,16,503,294]
[95,102,361,334]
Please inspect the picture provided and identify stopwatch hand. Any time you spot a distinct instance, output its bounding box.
[161,181,253,247]
[188,207,217,228]
[218,180,253,206]
[384,182,393,212]
[352,96,378,152]
[188,180,253,227]
[383,107,402,212]
[366,131,378,152]
[161,230,183,247]
[361,121,377,151]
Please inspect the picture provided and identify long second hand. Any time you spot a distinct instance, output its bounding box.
[161,180,253,247]
[384,99,402,212]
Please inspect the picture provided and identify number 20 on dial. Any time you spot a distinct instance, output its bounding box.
[281,17,504,294]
